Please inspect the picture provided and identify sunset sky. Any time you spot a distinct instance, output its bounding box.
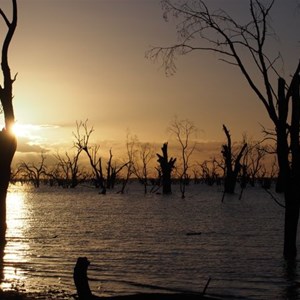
[0,0,299,162]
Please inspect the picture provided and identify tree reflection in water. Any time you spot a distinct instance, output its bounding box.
[283,259,300,300]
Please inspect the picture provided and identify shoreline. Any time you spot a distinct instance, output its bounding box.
[0,290,74,300]
[0,290,229,300]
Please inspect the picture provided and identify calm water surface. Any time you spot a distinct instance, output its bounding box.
[2,183,299,299]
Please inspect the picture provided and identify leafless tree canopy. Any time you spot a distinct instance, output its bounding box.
[147,0,292,124]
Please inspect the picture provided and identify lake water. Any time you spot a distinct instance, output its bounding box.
[1,182,299,299]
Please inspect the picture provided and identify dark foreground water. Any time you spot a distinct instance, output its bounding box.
[2,183,299,299]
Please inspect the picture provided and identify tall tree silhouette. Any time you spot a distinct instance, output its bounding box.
[147,0,300,259]
[132,142,155,194]
[221,125,247,197]
[169,117,197,198]
[0,0,17,243]
[73,120,106,193]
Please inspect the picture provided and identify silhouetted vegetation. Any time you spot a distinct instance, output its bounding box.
[74,120,107,193]
[148,0,300,259]
[52,149,85,188]
[18,152,46,188]
[242,136,275,189]
[221,125,247,199]
[11,118,277,197]
[196,159,221,186]
[132,142,155,194]
[118,133,135,194]
[0,0,17,244]
[156,142,176,194]
[73,257,217,300]
[169,117,197,199]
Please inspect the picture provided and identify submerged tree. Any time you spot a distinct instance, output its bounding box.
[118,133,136,194]
[74,120,106,193]
[221,125,247,197]
[157,142,176,194]
[19,152,47,188]
[169,117,197,198]
[54,150,83,188]
[132,142,155,194]
[242,136,271,187]
[0,0,17,243]
[197,159,221,186]
[147,0,300,259]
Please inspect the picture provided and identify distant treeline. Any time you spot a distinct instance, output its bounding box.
[10,120,277,196]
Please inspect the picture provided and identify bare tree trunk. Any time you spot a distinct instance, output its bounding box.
[157,143,176,195]
[222,125,247,195]
[106,149,113,189]
[276,78,290,194]
[73,257,93,300]
[283,74,300,259]
[0,0,17,243]
[284,183,300,259]
[148,0,300,259]
[277,73,300,259]
[0,131,16,242]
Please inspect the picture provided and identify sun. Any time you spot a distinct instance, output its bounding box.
[11,123,28,137]
[10,123,47,148]
[11,123,41,138]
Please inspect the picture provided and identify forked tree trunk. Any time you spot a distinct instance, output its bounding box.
[222,125,247,195]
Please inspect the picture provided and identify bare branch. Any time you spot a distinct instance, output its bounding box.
[0,9,10,27]
[148,0,281,124]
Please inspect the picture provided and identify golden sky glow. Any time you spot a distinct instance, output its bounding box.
[0,0,298,160]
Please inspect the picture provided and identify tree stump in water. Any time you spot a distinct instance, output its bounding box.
[73,257,93,299]
[156,142,176,195]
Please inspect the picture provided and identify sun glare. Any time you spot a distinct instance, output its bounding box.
[1,185,30,289]
[11,123,42,139]
[12,123,29,137]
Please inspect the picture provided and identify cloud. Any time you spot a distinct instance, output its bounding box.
[15,136,48,154]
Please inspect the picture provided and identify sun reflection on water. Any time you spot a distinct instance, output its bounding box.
[1,184,31,290]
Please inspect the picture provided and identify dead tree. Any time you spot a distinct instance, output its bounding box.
[147,0,300,259]
[157,142,176,194]
[198,159,221,186]
[106,149,114,189]
[18,152,47,188]
[132,142,155,194]
[169,117,197,198]
[54,150,83,188]
[106,149,129,190]
[242,139,269,187]
[44,163,63,187]
[73,120,106,193]
[119,133,136,194]
[73,257,93,300]
[10,166,22,184]
[0,0,17,243]
[221,125,247,196]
